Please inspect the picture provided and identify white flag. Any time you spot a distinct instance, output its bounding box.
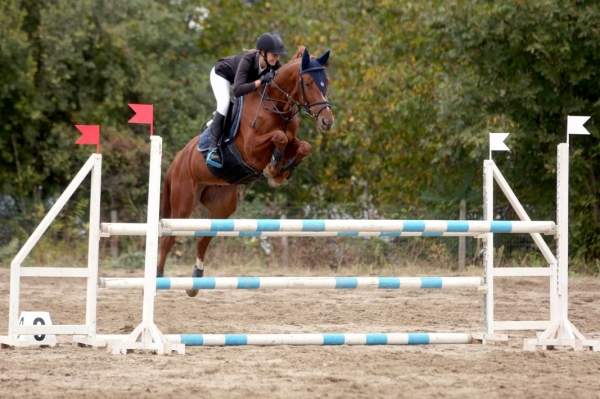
[489,133,510,152]
[567,115,591,135]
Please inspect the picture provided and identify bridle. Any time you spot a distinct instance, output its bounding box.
[252,63,332,126]
[298,65,331,119]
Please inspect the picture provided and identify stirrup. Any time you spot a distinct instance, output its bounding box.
[206,149,223,168]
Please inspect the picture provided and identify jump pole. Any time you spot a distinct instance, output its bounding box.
[93,332,474,346]
[158,219,555,234]
[99,276,484,290]
[100,222,555,237]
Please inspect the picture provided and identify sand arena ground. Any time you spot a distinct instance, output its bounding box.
[1,264,600,399]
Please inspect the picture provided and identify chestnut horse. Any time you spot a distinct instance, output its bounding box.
[158,47,334,296]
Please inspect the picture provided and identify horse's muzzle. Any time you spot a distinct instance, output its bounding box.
[318,114,334,132]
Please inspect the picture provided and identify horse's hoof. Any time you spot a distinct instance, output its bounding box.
[185,266,204,297]
[264,172,282,187]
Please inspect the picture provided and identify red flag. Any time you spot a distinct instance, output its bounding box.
[75,124,101,153]
[128,103,154,135]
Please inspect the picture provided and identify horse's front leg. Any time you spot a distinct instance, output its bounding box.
[268,138,312,185]
[286,138,312,168]
[263,129,289,186]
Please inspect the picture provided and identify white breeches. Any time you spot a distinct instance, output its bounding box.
[210,67,231,116]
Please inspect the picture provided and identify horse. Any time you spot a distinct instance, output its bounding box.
[158,46,334,296]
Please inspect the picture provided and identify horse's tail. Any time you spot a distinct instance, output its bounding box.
[160,167,172,219]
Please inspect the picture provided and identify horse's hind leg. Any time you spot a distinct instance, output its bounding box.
[157,180,196,277]
[186,185,238,297]
[158,237,176,278]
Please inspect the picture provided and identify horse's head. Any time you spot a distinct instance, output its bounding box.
[298,48,334,132]
[268,47,334,131]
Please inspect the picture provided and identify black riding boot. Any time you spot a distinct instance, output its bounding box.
[208,112,225,165]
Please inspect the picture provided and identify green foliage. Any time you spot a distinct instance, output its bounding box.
[0,0,598,267]
[429,0,600,261]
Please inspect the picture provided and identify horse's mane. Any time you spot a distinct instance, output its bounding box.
[277,49,303,76]
[291,46,307,60]
[276,46,306,74]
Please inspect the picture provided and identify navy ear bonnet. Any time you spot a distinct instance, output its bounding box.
[301,49,330,94]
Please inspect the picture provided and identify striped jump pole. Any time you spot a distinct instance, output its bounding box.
[177,332,473,346]
[100,276,484,290]
[101,223,492,237]
[92,332,473,346]
[101,219,556,236]
[162,219,556,234]
[176,231,480,238]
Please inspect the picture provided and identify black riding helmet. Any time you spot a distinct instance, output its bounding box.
[256,32,287,55]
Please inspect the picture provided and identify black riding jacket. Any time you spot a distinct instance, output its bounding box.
[214,50,282,97]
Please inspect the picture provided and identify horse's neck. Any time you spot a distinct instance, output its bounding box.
[271,64,301,106]
[234,63,302,166]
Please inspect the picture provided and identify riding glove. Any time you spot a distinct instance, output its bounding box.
[260,70,275,85]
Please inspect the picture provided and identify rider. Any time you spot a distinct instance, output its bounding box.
[207,32,287,165]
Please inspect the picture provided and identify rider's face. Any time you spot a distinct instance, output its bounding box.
[266,52,280,67]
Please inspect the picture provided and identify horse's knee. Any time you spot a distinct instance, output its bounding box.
[271,130,288,147]
[297,141,312,158]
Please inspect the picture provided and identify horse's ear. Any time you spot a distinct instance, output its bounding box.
[301,48,310,71]
[292,46,306,59]
[317,50,330,66]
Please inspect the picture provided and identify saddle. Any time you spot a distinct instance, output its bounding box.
[197,97,262,184]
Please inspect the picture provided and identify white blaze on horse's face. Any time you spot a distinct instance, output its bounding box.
[305,76,333,132]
